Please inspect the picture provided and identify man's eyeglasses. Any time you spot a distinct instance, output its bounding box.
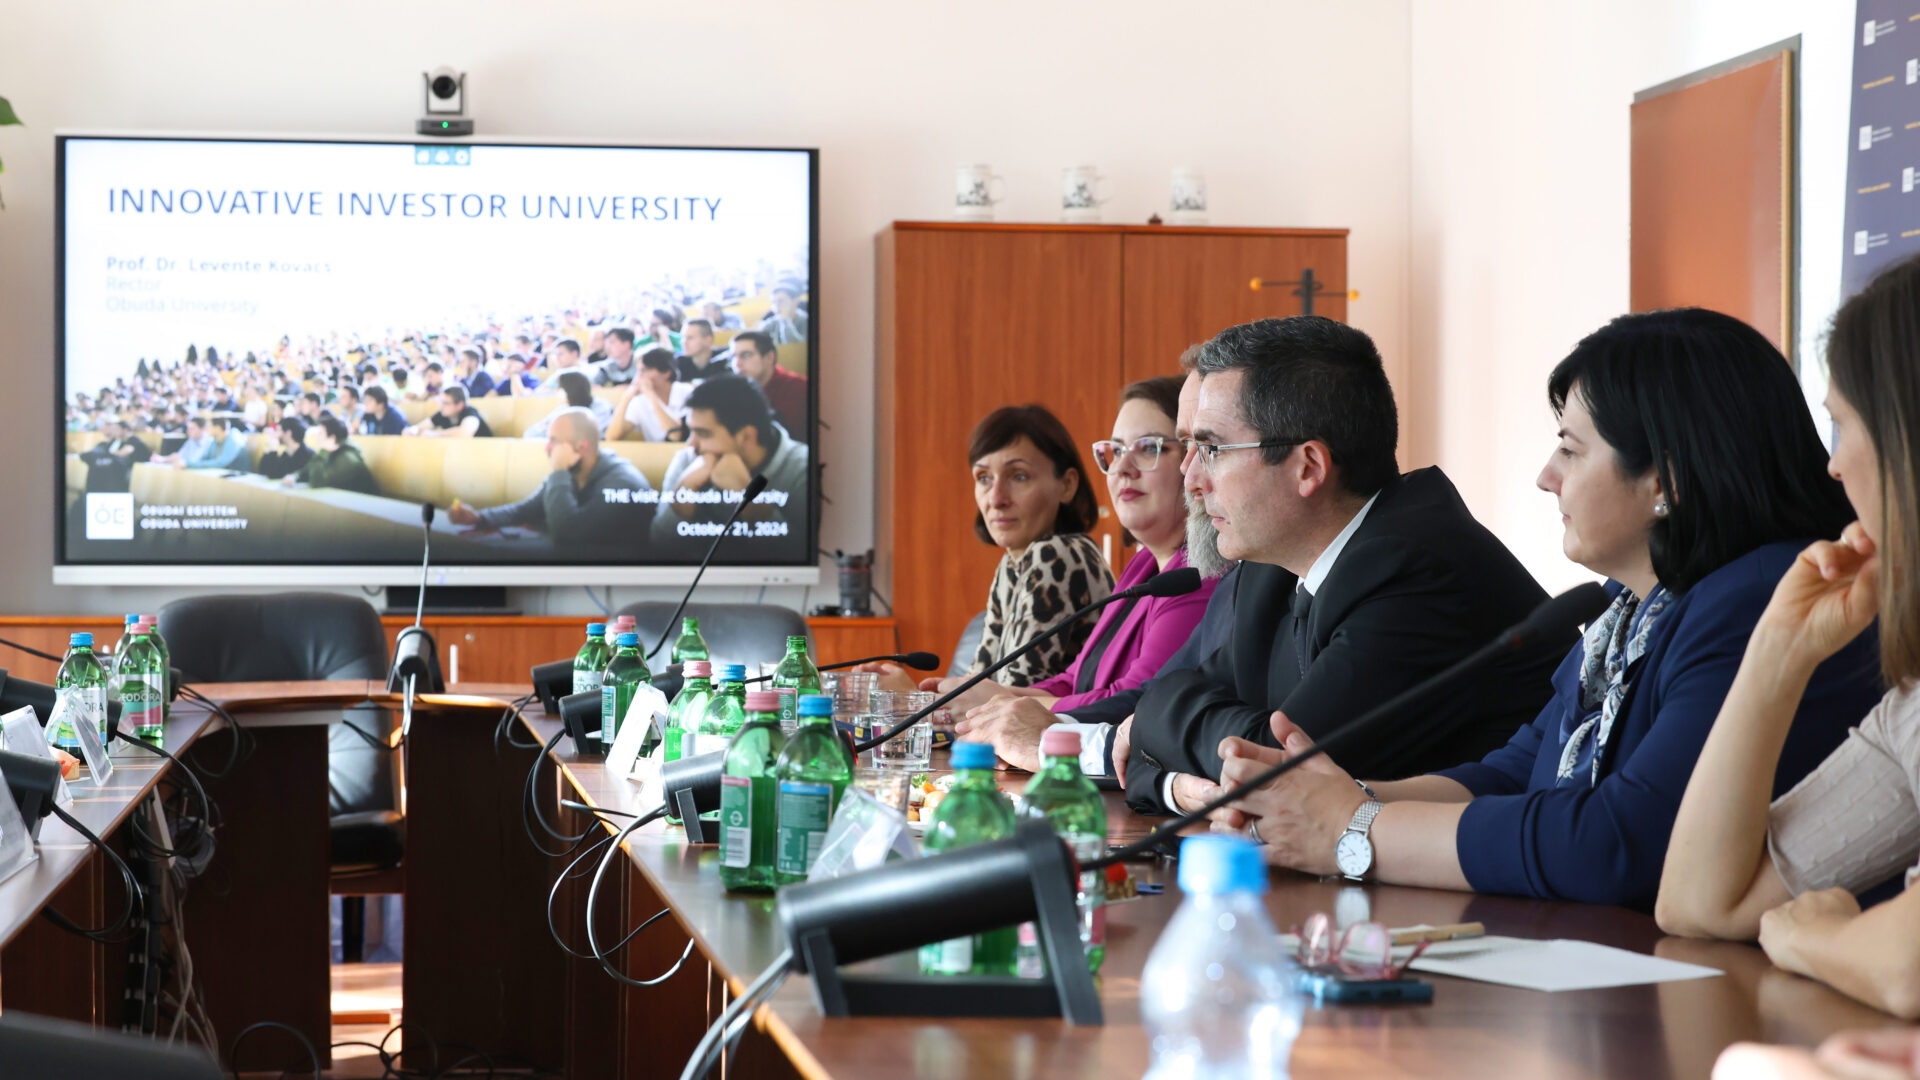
[1090,436,1174,474]
[1181,437,1308,469]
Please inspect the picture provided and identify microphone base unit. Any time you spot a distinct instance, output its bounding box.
[778,820,1101,1025]
[660,751,726,844]
[530,659,574,714]
[557,691,604,756]
[387,626,447,695]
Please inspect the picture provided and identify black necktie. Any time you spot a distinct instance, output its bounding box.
[1291,584,1314,675]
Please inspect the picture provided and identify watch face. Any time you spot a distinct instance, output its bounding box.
[1335,831,1372,877]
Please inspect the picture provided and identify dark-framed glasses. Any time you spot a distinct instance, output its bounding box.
[1091,435,1173,474]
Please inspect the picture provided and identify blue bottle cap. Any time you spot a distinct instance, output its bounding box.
[616,632,640,647]
[586,622,606,635]
[950,740,996,770]
[797,694,833,717]
[719,663,747,681]
[70,632,93,647]
[125,613,140,624]
[1176,835,1269,896]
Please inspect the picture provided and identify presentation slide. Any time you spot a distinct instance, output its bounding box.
[58,136,816,569]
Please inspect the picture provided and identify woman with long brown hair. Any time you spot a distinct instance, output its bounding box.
[1658,252,1920,1018]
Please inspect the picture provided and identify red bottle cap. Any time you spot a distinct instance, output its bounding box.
[1039,728,1082,757]
[683,660,711,677]
[744,690,782,713]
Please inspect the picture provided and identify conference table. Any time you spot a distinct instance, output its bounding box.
[523,709,1905,1080]
[0,679,1903,1079]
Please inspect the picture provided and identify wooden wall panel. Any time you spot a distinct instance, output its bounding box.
[879,227,1126,661]
[1631,45,1793,354]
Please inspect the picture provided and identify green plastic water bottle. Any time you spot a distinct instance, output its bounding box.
[142,614,172,718]
[773,694,854,884]
[671,617,710,665]
[600,632,650,749]
[574,622,611,696]
[664,660,713,765]
[769,635,823,734]
[52,632,107,756]
[718,690,788,893]
[691,664,748,758]
[921,740,1021,975]
[107,614,139,709]
[118,621,166,745]
[1023,727,1109,973]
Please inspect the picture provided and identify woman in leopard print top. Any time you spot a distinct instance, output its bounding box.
[961,405,1114,685]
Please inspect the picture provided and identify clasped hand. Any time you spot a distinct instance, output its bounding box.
[1201,711,1366,876]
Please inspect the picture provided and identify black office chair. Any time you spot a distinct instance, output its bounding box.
[615,602,811,670]
[156,592,402,962]
[948,611,987,679]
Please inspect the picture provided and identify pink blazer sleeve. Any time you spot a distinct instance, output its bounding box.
[1043,584,1216,712]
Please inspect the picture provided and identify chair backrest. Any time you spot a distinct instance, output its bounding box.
[949,610,987,679]
[157,592,389,682]
[615,602,810,671]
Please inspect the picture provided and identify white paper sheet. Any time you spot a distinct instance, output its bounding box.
[1404,936,1721,992]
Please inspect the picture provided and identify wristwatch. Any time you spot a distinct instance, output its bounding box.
[1335,799,1385,880]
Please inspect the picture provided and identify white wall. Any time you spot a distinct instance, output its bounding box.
[0,0,1413,619]
[1408,0,1858,593]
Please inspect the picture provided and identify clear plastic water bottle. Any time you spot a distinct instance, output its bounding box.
[1142,835,1303,1080]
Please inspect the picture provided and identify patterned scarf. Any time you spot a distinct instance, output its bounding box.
[1555,585,1672,788]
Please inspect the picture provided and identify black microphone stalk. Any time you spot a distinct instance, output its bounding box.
[852,567,1201,753]
[1085,582,1610,870]
[743,651,942,684]
[647,474,771,661]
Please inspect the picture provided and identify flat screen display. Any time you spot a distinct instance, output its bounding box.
[56,135,817,576]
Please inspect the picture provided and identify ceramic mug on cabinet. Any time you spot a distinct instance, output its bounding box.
[1169,166,1208,225]
[955,165,1004,221]
[1061,166,1110,223]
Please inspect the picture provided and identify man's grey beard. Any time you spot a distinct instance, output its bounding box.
[1185,495,1232,579]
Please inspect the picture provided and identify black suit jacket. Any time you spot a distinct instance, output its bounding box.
[1126,467,1569,814]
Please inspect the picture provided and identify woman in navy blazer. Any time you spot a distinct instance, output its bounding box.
[1199,309,1883,910]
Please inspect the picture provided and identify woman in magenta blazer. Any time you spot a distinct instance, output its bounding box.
[925,376,1218,713]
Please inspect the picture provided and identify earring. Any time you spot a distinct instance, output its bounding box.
[1654,501,1670,519]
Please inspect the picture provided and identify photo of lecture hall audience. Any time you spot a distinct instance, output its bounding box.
[64,276,813,554]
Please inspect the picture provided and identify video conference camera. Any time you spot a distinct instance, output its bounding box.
[417,66,473,137]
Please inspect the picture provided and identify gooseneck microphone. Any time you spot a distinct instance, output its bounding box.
[659,569,1205,838]
[852,566,1202,753]
[1085,581,1612,869]
[742,651,941,685]
[389,502,446,737]
[647,474,771,661]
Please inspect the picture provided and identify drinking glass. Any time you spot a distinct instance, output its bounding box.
[866,690,935,771]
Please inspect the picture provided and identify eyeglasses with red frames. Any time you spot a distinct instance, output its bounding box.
[1292,912,1431,979]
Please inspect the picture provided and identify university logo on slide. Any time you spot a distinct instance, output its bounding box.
[85,493,135,540]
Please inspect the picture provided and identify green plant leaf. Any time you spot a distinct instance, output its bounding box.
[0,97,19,127]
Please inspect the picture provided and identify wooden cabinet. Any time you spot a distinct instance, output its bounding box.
[877,221,1349,662]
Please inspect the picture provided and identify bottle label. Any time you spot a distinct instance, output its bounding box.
[775,688,798,728]
[775,780,835,877]
[600,685,617,736]
[124,674,163,735]
[573,670,603,696]
[719,775,753,868]
[926,937,973,975]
